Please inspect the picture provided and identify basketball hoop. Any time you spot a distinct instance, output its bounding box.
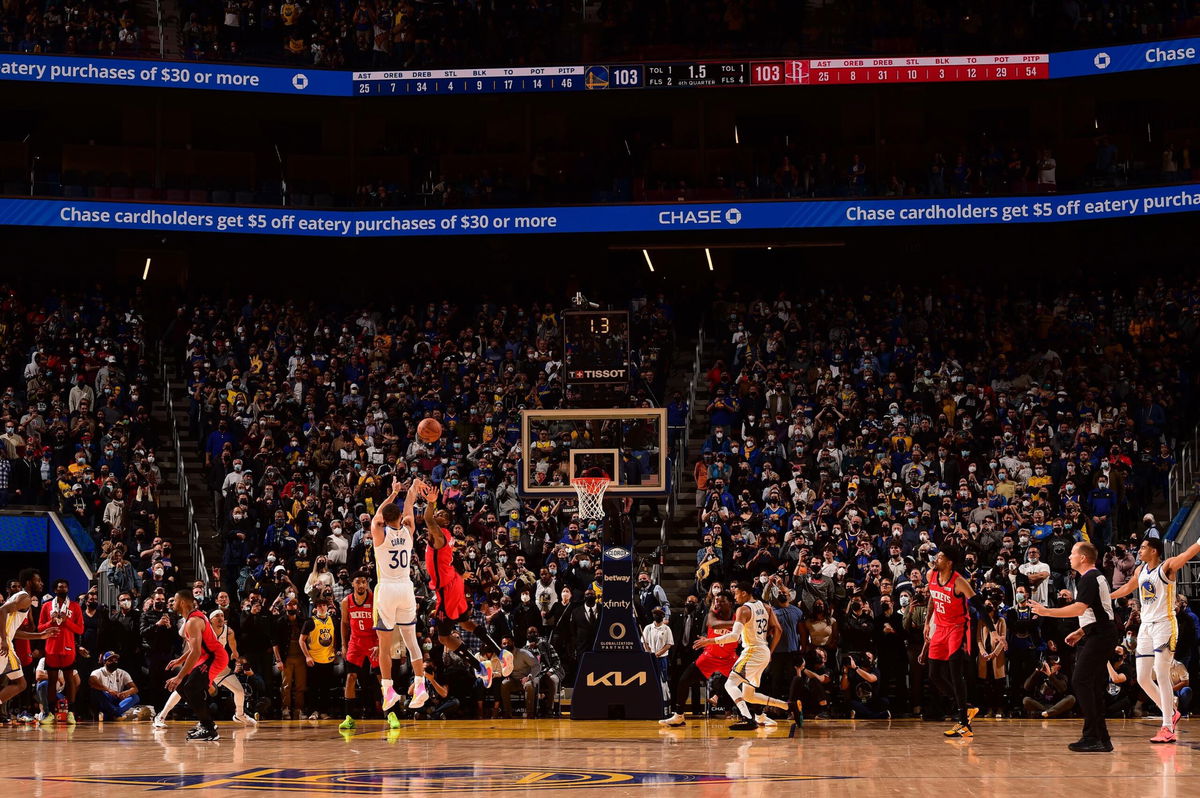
[571,476,611,520]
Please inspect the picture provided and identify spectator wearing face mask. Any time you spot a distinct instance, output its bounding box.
[1020,547,1052,605]
[525,626,564,717]
[566,589,600,673]
[1022,655,1075,718]
[98,547,140,610]
[274,598,309,719]
[238,594,275,695]
[140,558,173,604]
[1004,587,1042,707]
[1102,542,1137,591]
[89,651,150,721]
[103,591,142,666]
[505,589,538,649]
[642,608,673,692]
[300,597,339,719]
[976,600,1008,718]
[38,579,84,720]
[635,572,670,626]
[325,521,349,567]
[1087,477,1117,548]
[139,589,178,710]
[305,555,335,602]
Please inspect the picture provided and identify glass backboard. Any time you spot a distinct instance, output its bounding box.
[519,407,667,496]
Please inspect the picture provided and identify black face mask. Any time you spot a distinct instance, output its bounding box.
[56,590,69,599]
[105,662,119,672]
[584,596,596,606]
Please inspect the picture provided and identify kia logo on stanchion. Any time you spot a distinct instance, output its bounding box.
[1093,52,1111,70]
[292,73,310,90]
[585,671,647,687]
[724,207,742,225]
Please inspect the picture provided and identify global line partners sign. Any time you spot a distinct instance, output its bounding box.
[2,184,1197,239]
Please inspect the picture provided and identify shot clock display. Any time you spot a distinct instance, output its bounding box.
[563,310,631,385]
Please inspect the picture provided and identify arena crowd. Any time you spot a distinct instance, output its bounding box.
[1,277,1197,726]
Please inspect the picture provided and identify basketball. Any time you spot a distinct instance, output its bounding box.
[417,417,442,443]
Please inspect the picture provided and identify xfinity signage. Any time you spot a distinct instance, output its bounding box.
[1052,37,1200,78]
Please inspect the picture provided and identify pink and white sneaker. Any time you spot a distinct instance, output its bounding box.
[382,685,402,711]
[1170,707,1181,733]
[410,681,430,710]
[1150,727,1177,744]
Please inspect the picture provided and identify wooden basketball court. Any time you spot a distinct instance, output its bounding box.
[2,718,1195,797]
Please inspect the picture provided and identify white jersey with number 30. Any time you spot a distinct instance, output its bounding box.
[374,523,413,583]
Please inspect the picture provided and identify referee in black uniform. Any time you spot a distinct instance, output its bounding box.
[1029,541,1118,752]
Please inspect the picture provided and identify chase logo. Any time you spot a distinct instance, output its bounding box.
[605,546,631,560]
[1093,52,1111,70]
[292,73,309,90]
[657,208,739,226]
[35,766,845,793]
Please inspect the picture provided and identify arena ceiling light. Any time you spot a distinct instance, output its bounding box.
[704,248,714,271]
[642,249,655,272]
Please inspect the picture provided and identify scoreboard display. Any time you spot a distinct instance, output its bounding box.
[563,310,631,386]
[352,54,1049,96]
[645,61,750,87]
[787,54,1049,84]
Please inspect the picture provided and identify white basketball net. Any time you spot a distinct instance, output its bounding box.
[571,477,611,520]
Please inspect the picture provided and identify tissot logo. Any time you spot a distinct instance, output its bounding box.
[585,671,647,687]
[572,369,627,379]
[605,547,631,560]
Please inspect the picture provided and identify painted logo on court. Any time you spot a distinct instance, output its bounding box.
[34,765,844,793]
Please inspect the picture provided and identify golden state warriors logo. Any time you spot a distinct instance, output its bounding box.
[319,627,334,647]
[1140,578,1157,602]
[585,66,610,90]
[37,766,841,793]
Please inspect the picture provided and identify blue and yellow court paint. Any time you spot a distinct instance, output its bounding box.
[5,718,1196,797]
[35,765,835,793]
